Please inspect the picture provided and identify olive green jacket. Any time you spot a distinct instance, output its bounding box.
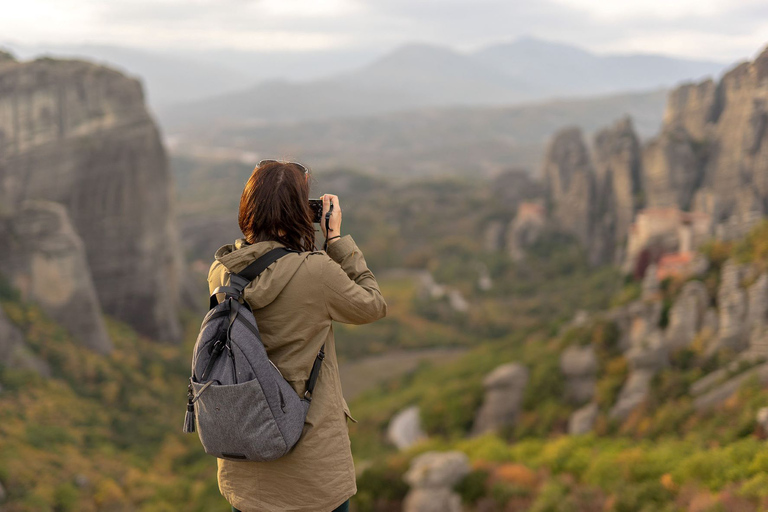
[207,234,387,512]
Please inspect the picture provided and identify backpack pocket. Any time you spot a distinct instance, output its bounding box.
[192,378,290,461]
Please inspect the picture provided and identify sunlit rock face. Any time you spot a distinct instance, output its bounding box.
[0,200,113,354]
[0,56,183,342]
[542,46,768,266]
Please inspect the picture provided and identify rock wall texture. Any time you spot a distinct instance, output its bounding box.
[542,45,768,265]
[472,362,529,436]
[0,200,113,354]
[0,55,184,342]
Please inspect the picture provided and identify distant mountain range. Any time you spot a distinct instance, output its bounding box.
[158,37,726,129]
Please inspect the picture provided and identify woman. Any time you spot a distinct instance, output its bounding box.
[207,160,387,512]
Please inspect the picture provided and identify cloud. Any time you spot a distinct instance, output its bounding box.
[0,0,764,61]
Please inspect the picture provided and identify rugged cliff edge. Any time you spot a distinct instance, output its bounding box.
[0,52,185,344]
[529,44,768,267]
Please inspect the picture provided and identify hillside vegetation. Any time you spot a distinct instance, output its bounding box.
[347,222,768,512]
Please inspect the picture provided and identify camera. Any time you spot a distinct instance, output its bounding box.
[309,199,323,223]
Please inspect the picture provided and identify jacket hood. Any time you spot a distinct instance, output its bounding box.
[212,238,309,309]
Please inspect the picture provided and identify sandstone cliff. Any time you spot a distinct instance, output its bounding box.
[0,53,184,343]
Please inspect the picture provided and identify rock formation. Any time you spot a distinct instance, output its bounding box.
[506,201,546,261]
[541,45,768,267]
[472,362,529,436]
[715,260,749,353]
[544,128,597,258]
[403,451,470,512]
[592,117,643,247]
[665,280,709,351]
[387,406,427,451]
[559,345,597,404]
[569,402,598,435]
[0,55,185,342]
[0,200,112,354]
[642,125,701,210]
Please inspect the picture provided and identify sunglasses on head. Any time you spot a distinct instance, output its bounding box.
[258,159,310,175]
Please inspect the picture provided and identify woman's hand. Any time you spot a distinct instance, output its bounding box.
[321,193,342,243]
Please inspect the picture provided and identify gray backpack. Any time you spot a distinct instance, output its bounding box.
[183,247,325,462]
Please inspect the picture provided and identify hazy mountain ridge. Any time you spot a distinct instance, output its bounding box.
[158,37,725,129]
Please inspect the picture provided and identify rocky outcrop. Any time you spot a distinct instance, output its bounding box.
[665,280,709,351]
[0,303,50,376]
[715,260,749,353]
[387,406,427,451]
[593,117,642,246]
[0,200,112,354]
[664,79,719,141]
[506,201,546,261]
[642,125,702,210]
[610,369,654,420]
[472,362,529,436]
[569,402,598,435]
[560,345,597,404]
[544,128,596,256]
[403,451,470,512]
[693,363,768,411]
[0,56,184,342]
[747,274,768,355]
[542,45,768,266]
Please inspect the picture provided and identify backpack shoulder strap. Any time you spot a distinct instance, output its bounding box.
[209,247,297,309]
[236,247,298,282]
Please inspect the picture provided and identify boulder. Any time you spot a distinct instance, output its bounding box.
[387,406,427,451]
[569,402,599,435]
[403,488,462,512]
[609,369,655,420]
[560,345,598,404]
[0,200,113,354]
[471,363,529,436]
[404,451,470,488]
[447,290,469,313]
[757,407,768,432]
[403,451,470,512]
[665,280,709,351]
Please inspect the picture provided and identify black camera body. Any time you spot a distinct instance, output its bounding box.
[309,199,323,223]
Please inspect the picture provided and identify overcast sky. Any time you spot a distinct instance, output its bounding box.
[1,0,766,62]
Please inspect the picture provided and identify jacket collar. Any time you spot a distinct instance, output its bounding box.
[214,238,288,273]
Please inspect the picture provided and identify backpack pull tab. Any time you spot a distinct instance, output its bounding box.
[183,379,196,433]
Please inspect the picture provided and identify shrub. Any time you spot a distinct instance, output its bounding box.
[454,469,489,505]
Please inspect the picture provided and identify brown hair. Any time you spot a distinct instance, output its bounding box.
[238,161,316,251]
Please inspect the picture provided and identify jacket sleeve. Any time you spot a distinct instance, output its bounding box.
[319,235,387,324]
